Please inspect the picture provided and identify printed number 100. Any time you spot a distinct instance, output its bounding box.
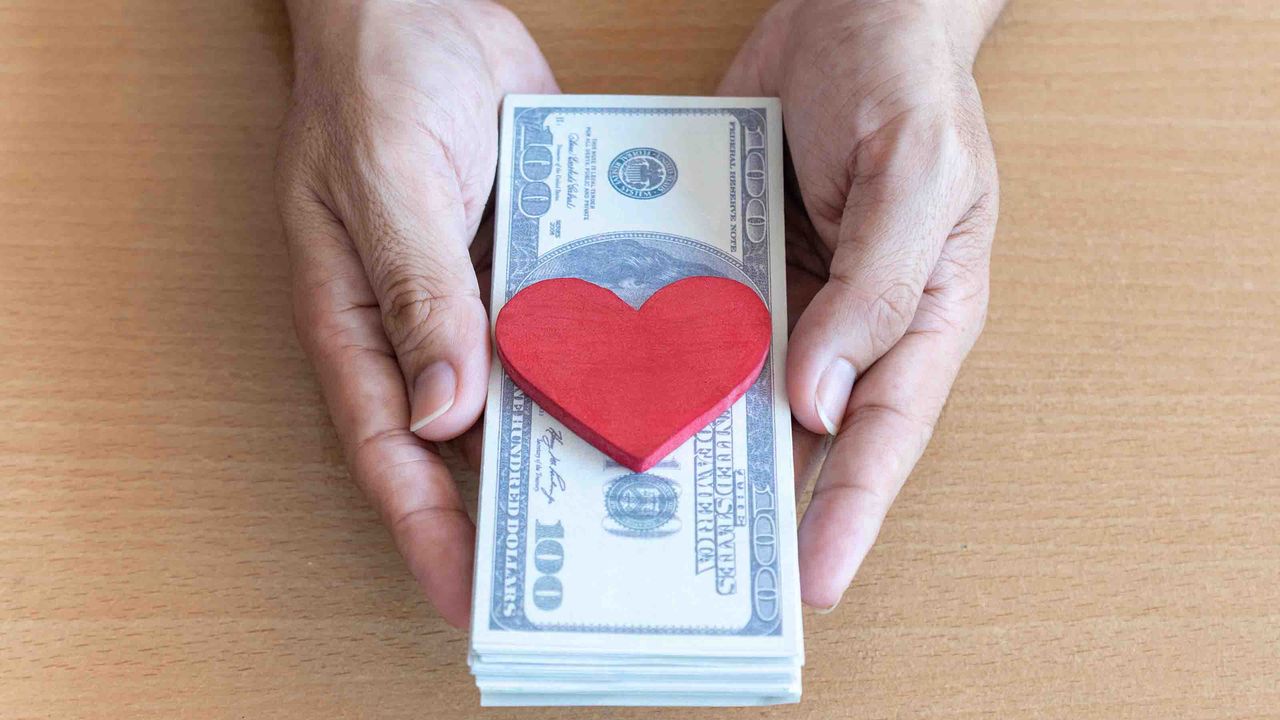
[531,520,564,611]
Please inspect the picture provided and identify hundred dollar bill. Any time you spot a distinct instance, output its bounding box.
[471,95,800,663]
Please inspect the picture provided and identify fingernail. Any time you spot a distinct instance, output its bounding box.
[409,361,456,433]
[815,358,856,435]
[814,599,841,615]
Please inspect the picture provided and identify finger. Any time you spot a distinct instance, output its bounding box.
[280,187,475,628]
[798,235,991,611]
[331,18,559,443]
[331,148,492,442]
[714,2,786,97]
[716,41,765,97]
[788,120,979,438]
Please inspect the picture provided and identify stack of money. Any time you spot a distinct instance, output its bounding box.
[469,95,803,707]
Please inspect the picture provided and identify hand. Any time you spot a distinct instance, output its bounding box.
[275,0,556,627]
[720,0,1004,610]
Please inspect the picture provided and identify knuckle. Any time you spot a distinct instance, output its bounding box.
[378,266,479,354]
[934,242,989,296]
[380,271,443,344]
[920,292,985,348]
[291,279,387,366]
[961,278,991,343]
[971,296,989,340]
[960,191,1000,234]
[852,106,943,166]
[847,402,937,455]
[810,479,894,520]
[868,280,920,346]
[850,92,991,196]
[290,292,316,355]
[387,502,464,542]
[827,271,921,352]
[347,427,450,504]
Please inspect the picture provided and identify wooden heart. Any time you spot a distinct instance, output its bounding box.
[494,276,771,472]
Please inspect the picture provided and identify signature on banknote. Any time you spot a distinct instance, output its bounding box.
[533,426,566,505]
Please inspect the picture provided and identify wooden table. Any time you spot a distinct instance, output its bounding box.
[3,1,1277,717]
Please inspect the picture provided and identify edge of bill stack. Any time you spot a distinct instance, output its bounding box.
[470,94,802,707]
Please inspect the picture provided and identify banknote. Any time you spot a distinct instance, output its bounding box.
[469,94,801,705]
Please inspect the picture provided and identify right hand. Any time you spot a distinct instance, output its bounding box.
[720,0,1001,610]
[274,0,557,628]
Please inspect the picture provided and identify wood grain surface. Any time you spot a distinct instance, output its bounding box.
[2,1,1277,717]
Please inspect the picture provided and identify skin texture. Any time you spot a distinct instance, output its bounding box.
[276,0,1003,626]
[720,0,1005,609]
[276,0,557,627]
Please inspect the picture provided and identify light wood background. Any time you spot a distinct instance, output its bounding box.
[2,1,1277,717]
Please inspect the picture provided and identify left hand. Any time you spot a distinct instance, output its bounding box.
[275,0,557,627]
[720,0,1004,610]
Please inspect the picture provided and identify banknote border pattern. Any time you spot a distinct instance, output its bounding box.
[491,105,781,636]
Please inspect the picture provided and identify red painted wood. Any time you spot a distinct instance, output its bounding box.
[494,276,772,472]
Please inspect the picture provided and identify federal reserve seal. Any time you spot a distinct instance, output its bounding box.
[607,147,678,200]
[603,473,680,537]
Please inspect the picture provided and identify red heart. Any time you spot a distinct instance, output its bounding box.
[495,276,772,472]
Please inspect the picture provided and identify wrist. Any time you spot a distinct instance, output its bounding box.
[284,0,470,78]
[943,0,1006,66]
[769,0,1003,69]
[283,0,362,87]
[284,0,358,52]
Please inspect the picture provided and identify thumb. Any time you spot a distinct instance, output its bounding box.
[338,156,491,442]
[789,121,975,437]
[332,18,559,442]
